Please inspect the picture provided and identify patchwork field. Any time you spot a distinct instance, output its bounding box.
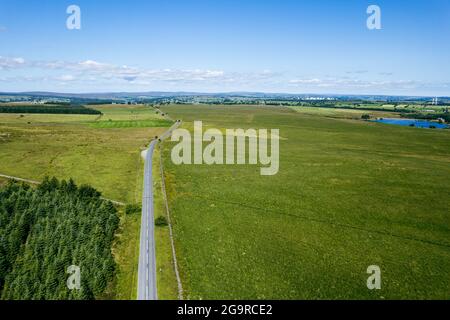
[0,104,172,299]
[160,104,450,299]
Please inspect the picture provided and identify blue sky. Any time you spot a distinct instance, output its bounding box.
[0,0,449,95]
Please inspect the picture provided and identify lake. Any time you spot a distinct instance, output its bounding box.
[374,118,448,129]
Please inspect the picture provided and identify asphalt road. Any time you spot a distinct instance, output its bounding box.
[137,120,181,300]
[137,139,158,300]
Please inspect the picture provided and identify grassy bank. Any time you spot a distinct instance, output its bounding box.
[153,146,179,300]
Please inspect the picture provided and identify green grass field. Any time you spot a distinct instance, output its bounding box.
[332,102,447,114]
[1,102,449,300]
[288,106,400,120]
[93,104,166,121]
[90,119,173,129]
[160,104,450,299]
[0,105,168,202]
[153,146,179,300]
[0,104,172,300]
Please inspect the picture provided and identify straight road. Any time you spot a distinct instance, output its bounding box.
[137,120,181,300]
[137,139,158,300]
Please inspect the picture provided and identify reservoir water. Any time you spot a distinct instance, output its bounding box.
[374,118,448,129]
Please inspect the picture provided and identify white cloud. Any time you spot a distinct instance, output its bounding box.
[289,78,321,84]
[0,56,27,70]
[1,56,448,95]
[346,70,368,74]
[287,77,449,93]
[79,60,104,68]
[291,78,380,88]
[56,75,76,82]
[0,57,284,87]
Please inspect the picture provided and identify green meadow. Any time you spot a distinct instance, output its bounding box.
[153,146,180,300]
[0,104,172,300]
[160,104,450,299]
[1,102,449,300]
[0,105,167,202]
[90,119,173,129]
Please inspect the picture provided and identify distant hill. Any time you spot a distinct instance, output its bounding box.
[1,91,449,103]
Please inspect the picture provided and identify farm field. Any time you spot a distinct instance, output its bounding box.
[288,106,400,120]
[0,104,172,299]
[160,104,450,299]
[0,104,167,203]
[332,102,447,113]
[90,119,172,129]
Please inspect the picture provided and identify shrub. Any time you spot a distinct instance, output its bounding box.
[125,203,141,215]
[155,216,168,227]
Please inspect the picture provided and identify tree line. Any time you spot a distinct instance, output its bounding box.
[0,105,102,115]
[402,112,450,123]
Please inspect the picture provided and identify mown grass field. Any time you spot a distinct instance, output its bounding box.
[0,104,172,300]
[160,104,450,299]
[90,119,172,129]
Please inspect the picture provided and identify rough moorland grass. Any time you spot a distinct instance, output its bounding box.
[0,104,173,300]
[160,104,450,300]
[0,106,169,202]
[112,207,142,300]
[0,113,100,124]
[153,147,179,300]
[93,104,163,121]
[289,106,401,120]
[0,121,164,203]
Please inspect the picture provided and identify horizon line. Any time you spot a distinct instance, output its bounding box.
[0,91,448,99]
